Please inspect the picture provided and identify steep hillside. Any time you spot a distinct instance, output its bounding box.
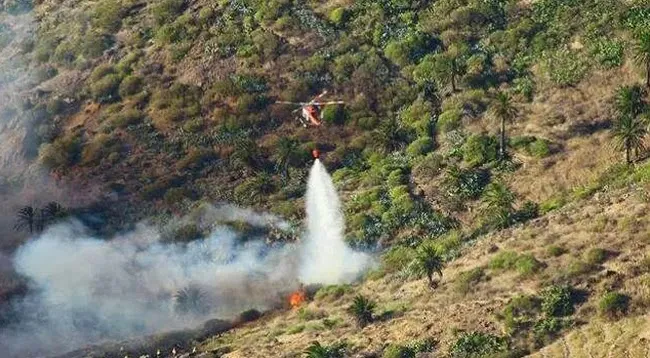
[9,0,649,246]
[2,0,650,356]
[196,173,650,357]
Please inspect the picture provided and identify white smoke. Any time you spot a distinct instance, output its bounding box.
[0,216,300,358]
[299,159,370,284]
[0,162,372,357]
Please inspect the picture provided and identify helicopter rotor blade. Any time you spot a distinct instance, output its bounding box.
[312,101,345,105]
[276,101,308,105]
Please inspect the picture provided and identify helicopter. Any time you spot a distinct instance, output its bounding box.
[275,90,345,128]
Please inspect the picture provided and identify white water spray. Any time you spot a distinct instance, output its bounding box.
[299,160,369,284]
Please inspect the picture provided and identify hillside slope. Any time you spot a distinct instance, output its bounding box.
[196,180,650,357]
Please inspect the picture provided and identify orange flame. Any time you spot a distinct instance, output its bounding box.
[289,289,306,309]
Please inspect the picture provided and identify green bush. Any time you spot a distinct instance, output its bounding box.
[449,332,507,358]
[152,0,185,25]
[437,109,462,133]
[321,105,347,125]
[547,246,567,257]
[502,295,540,334]
[407,137,435,157]
[540,285,574,317]
[118,75,143,97]
[315,284,352,301]
[532,317,565,341]
[234,175,275,204]
[383,344,415,358]
[489,251,543,277]
[542,48,589,87]
[454,267,485,295]
[413,153,444,179]
[387,169,408,187]
[598,292,629,318]
[585,248,608,266]
[90,74,122,102]
[111,109,143,128]
[591,39,624,68]
[462,134,498,167]
[176,148,217,171]
[38,134,82,168]
[528,139,551,158]
[329,7,349,26]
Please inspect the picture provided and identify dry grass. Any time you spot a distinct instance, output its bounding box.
[195,185,650,357]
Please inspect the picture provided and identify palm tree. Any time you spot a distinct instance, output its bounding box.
[348,295,375,328]
[274,137,301,178]
[612,115,647,164]
[481,182,516,228]
[303,341,345,358]
[373,117,411,153]
[615,85,645,118]
[174,285,210,316]
[633,32,650,89]
[41,201,67,228]
[489,91,518,160]
[415,245,444,288]
[14,206,38,234]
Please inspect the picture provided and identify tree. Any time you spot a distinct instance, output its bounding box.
[633,32,650,89]
[274,137,301,178]
[348,295,375,328]
[615,85,645,118]
[372,117,412,153]
[481,182,516,228]
[414,245,444,288]
[612,115,647,164]
[489,92,518,159]
[303,341,345,358]
[41,201,67,227]
[174,285,210,316]
[14,206,38,234]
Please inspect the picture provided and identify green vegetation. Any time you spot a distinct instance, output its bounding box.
[598,292,630,319]
[348,295,376,328]
[489,92,518,160]
[454,267,485,296]
[304,341,346,358]
[449,331,508,358]
[489,251,543,277]
[413,244,444,288]
[541,285,574,318]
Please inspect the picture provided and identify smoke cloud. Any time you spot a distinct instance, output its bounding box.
[0,163,372,357]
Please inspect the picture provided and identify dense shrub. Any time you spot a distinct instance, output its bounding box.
[449,332,507,358]
[540,285,574,317]
[541,48,589,87]
[528,139,551,158]
[407,137,435,157]
[111,109,143,128]
[38,134,82,168]
[454,267,485,295]
[152,0,185,25]
[502,295,540,334]
[321,105,347,125]
[489,251,543,276]
[329,7,348,27]
[383,344,415,358]
[437,109,462,133]
[462,134,498,167]
[585,248,608,266]
[598,292,629,318]
[118,75,143,97]
[90,74,122,102]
